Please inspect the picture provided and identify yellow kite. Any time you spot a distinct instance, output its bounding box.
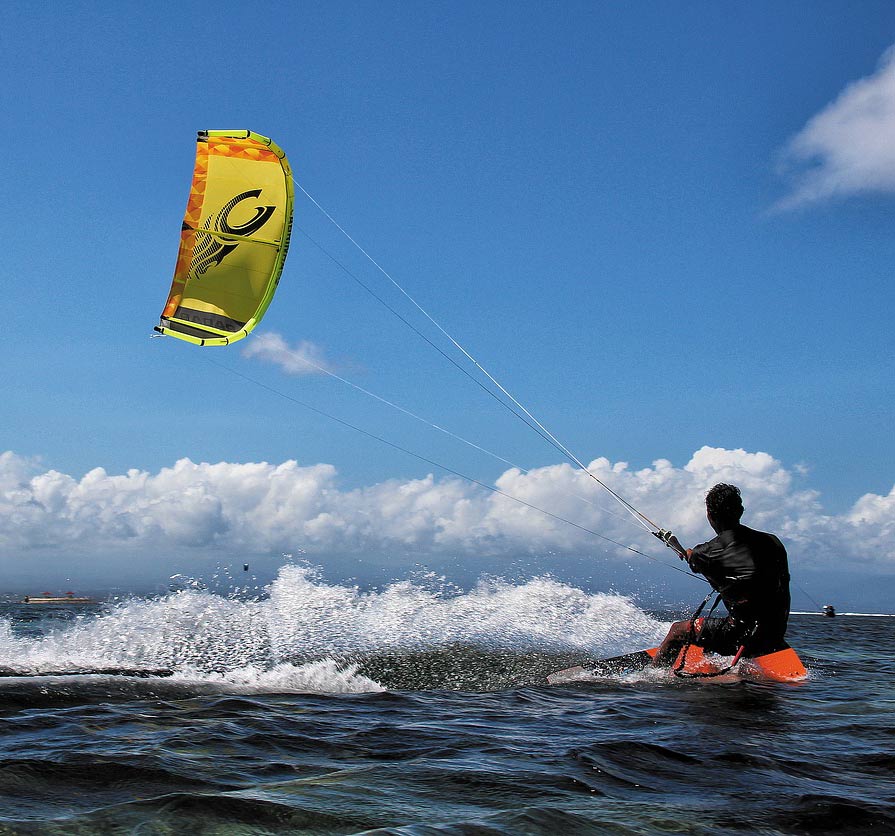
[156,130,294,346]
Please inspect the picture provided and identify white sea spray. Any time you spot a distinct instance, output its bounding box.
[1,564,669,691]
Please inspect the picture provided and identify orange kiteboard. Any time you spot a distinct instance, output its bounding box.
[547,643,807,684]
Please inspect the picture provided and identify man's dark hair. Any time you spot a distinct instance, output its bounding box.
[705,483,744,527]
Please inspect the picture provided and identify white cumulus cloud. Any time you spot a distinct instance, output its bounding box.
[776,45,895,209]
[0,448,892,572]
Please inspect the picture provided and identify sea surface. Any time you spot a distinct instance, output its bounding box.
[0,565,892,835]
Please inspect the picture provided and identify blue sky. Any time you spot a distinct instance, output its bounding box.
[2,3,894,608]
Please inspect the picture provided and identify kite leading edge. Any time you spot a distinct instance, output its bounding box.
[156,130,294,346]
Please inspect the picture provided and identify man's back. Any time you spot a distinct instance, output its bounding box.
[689,524,791,652]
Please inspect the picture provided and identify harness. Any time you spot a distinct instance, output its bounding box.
[673,590,757,679]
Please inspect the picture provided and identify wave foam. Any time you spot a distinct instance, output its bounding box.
[0,565,668,692]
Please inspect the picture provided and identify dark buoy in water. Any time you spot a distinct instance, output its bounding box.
[243,563,249,572]
[823,604,836,618]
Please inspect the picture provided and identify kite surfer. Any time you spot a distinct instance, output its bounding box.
[652,483,791,667]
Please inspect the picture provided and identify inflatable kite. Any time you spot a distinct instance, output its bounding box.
[156,130,294,346]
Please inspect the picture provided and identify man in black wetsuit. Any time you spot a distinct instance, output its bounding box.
[653,483,791,666]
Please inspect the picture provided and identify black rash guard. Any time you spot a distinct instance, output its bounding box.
[686,524,791,654]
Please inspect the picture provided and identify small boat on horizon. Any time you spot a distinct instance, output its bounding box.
[21,592,97,605]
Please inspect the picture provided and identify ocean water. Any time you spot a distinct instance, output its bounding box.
[0,566,892,835]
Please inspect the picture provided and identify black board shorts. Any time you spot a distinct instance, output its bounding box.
[694,616,749,656]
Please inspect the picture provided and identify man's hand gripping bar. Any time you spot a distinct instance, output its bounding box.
[654,529,688,560]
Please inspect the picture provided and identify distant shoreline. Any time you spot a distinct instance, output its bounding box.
[791,610,895,618]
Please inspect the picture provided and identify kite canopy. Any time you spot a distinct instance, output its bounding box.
[156,130,294,346]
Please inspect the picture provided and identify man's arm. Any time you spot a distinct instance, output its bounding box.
[655,530,713,578]
[654,530,689,560]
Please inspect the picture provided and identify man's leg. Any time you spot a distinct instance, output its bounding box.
[652,620,693,666]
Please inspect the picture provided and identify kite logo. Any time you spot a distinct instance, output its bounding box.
[190,189,276,278]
